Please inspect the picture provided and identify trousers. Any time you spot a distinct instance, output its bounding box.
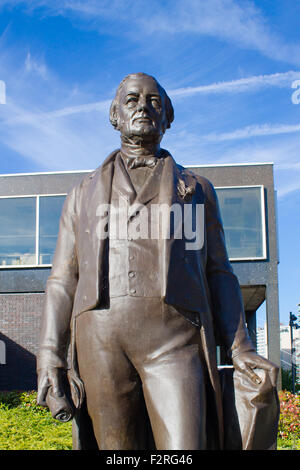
[75,296,206,450]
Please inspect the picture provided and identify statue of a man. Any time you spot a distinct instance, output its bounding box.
[37,73,278,450]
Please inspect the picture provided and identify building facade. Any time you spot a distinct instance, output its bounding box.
[256,321,299,386]
[280,324,300,384]
[0,162,281,390]
[256,325,268,358]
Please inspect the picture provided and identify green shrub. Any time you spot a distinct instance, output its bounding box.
[0,389,299,450]
[0,391,72,450]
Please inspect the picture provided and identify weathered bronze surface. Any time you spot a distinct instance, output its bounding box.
[37,73,279,450]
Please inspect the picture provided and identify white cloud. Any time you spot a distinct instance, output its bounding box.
[0,40,118,171]
[18,70,300,120]
[0,9,299,198]
[276,179,300,198]
[0,99,118,171]
[164,125,300,198]
[204,122,300,142]
[24,52,48,79]
[209,137,300,198]
[3,0,300,66]
[169,71,300,98]
[46,99,111,118]
[142,0,300,66]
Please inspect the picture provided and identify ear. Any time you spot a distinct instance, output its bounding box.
[161,109,169,135]
[164,94,174,130]
[109,100,119,129]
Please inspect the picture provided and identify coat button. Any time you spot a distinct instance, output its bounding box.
[130,288,136,294]
[128,271,136,278]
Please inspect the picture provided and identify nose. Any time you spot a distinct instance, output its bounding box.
[137,96,148,112]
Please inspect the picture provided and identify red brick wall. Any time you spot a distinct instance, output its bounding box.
[0,293,45,390]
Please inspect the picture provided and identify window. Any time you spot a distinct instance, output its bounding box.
[0,186,266,266]
[0,195,66,267]
[0,197,36,266]
[215,186,266,260]
[39,196,66,265]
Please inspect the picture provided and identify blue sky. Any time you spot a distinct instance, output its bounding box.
[0,0,299,325]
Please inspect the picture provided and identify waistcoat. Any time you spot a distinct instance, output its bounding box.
[108,153,163,299]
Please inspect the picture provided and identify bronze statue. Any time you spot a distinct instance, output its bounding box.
[37,73,279,450]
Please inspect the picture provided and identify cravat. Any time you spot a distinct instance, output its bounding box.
[126,156,157,169]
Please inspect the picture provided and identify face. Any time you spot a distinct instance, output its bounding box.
[116,76,167,139]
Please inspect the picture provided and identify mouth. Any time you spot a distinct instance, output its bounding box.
[133,116,152,124]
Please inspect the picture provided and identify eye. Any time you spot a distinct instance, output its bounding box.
[126,97,138,107]
[151,98,162,109]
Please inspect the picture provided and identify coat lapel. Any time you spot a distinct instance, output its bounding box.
[158,153,197,206]
[83,150,118,275]
[85,149,119,219]
[112,154,137,205]
[157,152,197,296]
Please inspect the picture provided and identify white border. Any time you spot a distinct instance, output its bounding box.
[215,185,267,262]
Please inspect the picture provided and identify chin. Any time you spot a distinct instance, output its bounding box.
[132,125,158,137]
[121,127,162,143]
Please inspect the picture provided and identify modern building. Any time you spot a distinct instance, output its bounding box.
[256,321,300,385]
[256,325,268,358]
[280,323,300,383]
[0,161,281,390]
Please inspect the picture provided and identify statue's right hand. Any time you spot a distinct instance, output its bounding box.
[37,367,66,407]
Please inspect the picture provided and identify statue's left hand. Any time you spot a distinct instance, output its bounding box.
[232,351,279,388]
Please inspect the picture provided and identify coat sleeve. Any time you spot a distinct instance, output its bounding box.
[37,186,79,371]
[203,178,255,359]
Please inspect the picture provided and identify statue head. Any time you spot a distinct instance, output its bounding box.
[109,73,174,143]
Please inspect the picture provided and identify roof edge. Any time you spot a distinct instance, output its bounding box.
[0,161,274,177]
